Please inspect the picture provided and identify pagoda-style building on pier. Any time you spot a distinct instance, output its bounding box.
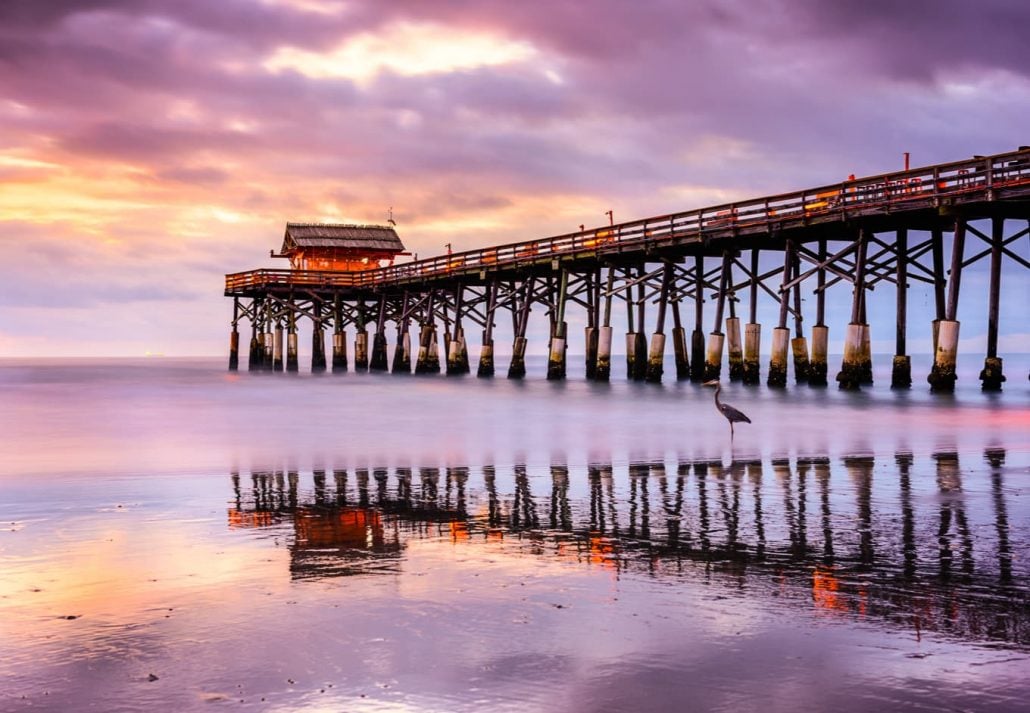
[276,223,406,272]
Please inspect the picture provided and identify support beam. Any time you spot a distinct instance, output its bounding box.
[632,265,648,380]
[354,303,369,372]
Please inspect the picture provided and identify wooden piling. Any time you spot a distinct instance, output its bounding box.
[477,282,497,377]
[332,296,347,373]
[272,324,284,372]
[311,301,327,374]
[228,328,239,371]
[645,263,674,383]
[703,253,731,381]
[979,217,1006,391]
[891,228,912,388]
[595,267,615,381]
[286,308,298,373]
[790,250,809,384]
[808,239,828,386]
[743,248,761,385]
[690,255,705,382]
[508,278,533,379]
[928,219,966,392]
[392,292,411,374]
[547,270,569,380]
[726,300,743,381]
[671,300,689,380]
[228,298,240,371]
[370,296,389,372]
[837,231,868,390]
[633,266,648,381]
[415,292,440,374]
[768,241,793,387]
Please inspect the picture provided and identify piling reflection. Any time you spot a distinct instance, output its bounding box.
[229,448,1029,649]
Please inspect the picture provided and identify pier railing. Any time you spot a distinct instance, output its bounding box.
[226,148,1030,294]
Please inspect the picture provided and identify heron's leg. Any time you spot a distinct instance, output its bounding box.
[730,422,735,441]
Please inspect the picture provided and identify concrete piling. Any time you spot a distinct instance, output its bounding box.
[415,324,440,374]
[645,263,673,383]
[891,228,912,389]
[726,317,743,381]
[354,330,369,372]
[646,333,666,383]
[928,220,966,392]
[625,332,638,381]
[272,326,284,372]
[810,239,828,387]
[508,336,527,379]
[743,323,760,384]
[477,337,494,377]
[595,326,613,381]
[392,329,411,374]
[547,323,567,380]
[768,327,789,387]
[929,320,960,392]
[836,323,866,390]
[809,325,828,386]
[370,331,389,372]
[248,329,261,371]
[837,230,869,390]
[584,326,598,380]
[286,329,298,373]
[448,327,470,375]
[791,336,810,384]
[311,324,326,373]
[980,217,1006,391]
[332,330,348,373]
[703,333,725,381]
[262,329,274,372]
[672,327,689,380]
[228,329,239,371]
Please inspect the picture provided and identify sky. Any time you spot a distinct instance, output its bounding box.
[0,0,1028,357]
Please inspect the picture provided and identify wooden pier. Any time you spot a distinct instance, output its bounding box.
[225,148,1030,391]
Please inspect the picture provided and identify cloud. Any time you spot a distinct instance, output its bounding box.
[0,0,1027,355]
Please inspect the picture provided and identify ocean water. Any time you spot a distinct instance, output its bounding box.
[1,357,1028,712]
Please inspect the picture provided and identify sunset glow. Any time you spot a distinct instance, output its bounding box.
[0,1,1028,356]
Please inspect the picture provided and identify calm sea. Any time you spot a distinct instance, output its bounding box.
[1,356,1028,712]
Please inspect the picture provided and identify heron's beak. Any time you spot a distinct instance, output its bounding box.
[702,379,719,386]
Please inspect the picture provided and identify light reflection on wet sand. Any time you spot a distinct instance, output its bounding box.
[2,450,1028,712]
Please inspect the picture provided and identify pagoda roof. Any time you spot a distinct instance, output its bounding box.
[281,223,405,254]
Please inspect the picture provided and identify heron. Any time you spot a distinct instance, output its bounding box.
[703,380,751,441]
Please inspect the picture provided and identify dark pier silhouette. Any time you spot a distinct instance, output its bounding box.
[226,149,1030,391]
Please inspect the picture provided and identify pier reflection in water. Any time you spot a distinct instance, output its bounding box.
[229,449,1028,650]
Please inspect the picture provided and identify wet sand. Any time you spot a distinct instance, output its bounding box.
[1,358,1028,711]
